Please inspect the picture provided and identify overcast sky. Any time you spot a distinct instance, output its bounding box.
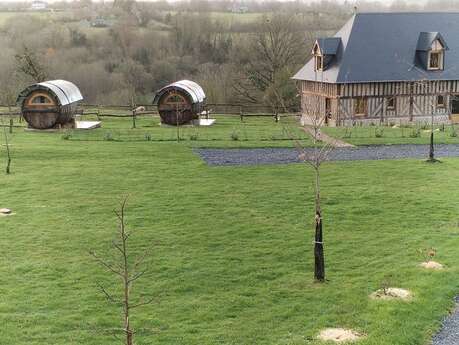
[0,0,428,3]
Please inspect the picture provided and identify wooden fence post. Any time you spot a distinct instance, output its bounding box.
[240,106,244,122]
[9,118,13,134]
[131,97,137,129]
[132,109,137,129]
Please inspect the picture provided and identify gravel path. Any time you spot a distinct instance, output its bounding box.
[195,144,459,166]
[433,297,459,345]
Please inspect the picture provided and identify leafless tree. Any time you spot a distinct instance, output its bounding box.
[289,82,335,282]
[234,14,308,112]
[14,47,47,83]
[90,197,153,345]
[1,122,12,175]
[415,78,441,163]
[396,56,455,162]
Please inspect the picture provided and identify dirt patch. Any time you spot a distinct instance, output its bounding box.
[318,328,364,343]
[420,261,444,270]
[370,287,413,301]
[0,208,15,217]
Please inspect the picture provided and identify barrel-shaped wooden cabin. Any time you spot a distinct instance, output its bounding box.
[17,80,83,129]
[153,80,206,126]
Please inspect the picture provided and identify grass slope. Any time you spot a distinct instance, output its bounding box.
[66,115,312,148]
[0,128,459,345]
[322,125,459,146]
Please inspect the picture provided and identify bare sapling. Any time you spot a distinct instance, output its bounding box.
[90,197,154,345]
[396,57,451,163]
[288,82,335,282]
[2,119,12,174]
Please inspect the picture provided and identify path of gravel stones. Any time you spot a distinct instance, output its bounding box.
[433,297,459,345]
[195,144,459,166]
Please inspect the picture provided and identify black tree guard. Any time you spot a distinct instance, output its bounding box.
[314,211,325,281]
[427,131,440,163]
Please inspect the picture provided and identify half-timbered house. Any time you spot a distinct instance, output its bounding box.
[293,12,459,126]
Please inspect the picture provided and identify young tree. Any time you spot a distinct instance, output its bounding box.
[415,78,441,163]
[90,197,153,345]
[291,82,335,282]
[396,57,453,163]
[1,122,12,175]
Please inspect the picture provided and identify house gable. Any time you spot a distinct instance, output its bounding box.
[293,12,459,83]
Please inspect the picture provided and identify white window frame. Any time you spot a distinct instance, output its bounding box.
[312,42,323,72]
[428,39,444,71]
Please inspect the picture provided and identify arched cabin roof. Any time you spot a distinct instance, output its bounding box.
[153,80,206,105]
[17,80,83,107]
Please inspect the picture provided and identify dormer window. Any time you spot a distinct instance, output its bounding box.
[311,38,341,72]
[315,54,323,71]
[312,42,323,72]
[416,33,448,71]
[428,40,444,70]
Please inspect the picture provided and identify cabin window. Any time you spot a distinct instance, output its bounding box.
[30,94,53,105]
[437,95,446,108]
[164,93,186,105]
[354,97,367,116]
[387,97,396,110]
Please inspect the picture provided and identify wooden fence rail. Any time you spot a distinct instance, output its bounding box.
[0,103,300,125]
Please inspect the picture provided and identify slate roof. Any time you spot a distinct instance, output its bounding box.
[17,80,83,106]
[315,38,341,55]
[293,12,459,83]
[153,80,206,105]
[416,32,448,51]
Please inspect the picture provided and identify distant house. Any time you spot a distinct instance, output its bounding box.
[229,4,249,13]
[91,17,112,28]
[293,13,459,126]
[30,0,48,11]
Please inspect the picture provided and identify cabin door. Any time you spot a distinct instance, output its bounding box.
[450,95,459,124]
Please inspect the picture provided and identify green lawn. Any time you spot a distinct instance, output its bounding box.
[1,126,459,345]
[65,114,312,148]
[8,111,459,147]
[322,124,459,146]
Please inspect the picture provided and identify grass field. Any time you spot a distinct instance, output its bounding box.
[0,11,73,27]
[5,114,459,148]
[3,114,312,148]
[71,115,459,147]
[322,124,459,146]
[1,121,459,345]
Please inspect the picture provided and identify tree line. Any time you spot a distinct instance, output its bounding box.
[0,0,454,111]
